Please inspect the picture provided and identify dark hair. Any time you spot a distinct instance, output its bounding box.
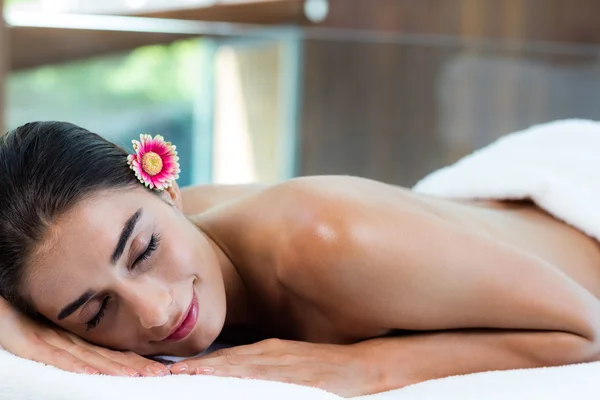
[0,121,140,317]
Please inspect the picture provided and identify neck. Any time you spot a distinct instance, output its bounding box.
[192,216,253,328]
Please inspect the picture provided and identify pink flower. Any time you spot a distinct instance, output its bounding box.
[127,134,180,190]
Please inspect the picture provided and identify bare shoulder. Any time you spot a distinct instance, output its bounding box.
[257,175,426,214]
[181,183,268,215]
[245,176,430,252]
[237,176,440,339]
[204,175,441,296]
[247,175,437,294]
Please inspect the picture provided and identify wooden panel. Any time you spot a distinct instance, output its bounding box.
[0,0,6,132]
[10,0,600,71]
[9,26,192,70]
[315,0,600,44]
[129,0,305,25]
[298,40,451,186]
[8,0,305,71]
[297,0,600,186]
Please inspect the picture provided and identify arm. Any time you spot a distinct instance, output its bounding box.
[0,296,168,377]
[355,329,600,393]
[170,328,600,396]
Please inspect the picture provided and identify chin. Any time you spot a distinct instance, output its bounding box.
[176,309,226,357]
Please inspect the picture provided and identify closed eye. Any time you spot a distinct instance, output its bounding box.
[85,296,110,330]
[133,233,160,269]
[84,234,160,331]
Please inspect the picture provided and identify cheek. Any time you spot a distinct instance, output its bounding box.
[82,321,142,351]
[161,228,206,278]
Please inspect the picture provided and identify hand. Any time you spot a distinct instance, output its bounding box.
[0,298,168,377]
[169,339,380,397]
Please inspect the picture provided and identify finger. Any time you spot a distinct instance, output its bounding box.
[198,340,283,360]
[194,364,307,388]
[185,363,291,383]
[92,348,169,377]
[198,346,259,360]
[28,341,100,376]
[64,345,145,377]
[42,334,137,377]
[203,354,296,366]
[52,334,168,377]
[170,354,287,375]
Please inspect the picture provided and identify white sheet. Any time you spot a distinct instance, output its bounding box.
[2,346,599,400]
[358,362,600,400]
[2,119,600,399]
[0,349,340,400]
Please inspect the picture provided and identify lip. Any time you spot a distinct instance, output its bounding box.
[162,290,198,342]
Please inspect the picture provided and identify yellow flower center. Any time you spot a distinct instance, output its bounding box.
[142,152,163,176]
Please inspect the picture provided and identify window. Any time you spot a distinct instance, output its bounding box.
[7,39,208,187]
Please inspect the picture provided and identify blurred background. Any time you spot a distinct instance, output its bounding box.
[1,0,599,188]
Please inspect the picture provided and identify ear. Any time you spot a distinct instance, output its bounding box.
[163,181,183,212]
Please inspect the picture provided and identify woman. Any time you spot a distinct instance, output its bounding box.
[1,121,600,397]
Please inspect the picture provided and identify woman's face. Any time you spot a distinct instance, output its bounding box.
[23,185,227,357]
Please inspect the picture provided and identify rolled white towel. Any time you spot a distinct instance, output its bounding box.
[414,119,600,242]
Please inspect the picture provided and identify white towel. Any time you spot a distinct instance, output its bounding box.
[2,119,600,399]
[0,348,341,400]
[2,346,600,400]
[358,362,600,400]
[413,118,600,241]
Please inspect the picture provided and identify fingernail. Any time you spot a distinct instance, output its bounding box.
[171,363,188,373]
[195,367,214,375]
[146,364,167,376]
[122,367,140,377]
[84,366,100,375]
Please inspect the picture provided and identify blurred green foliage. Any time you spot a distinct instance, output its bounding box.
[6,0,34,5]
[9,39,204,109]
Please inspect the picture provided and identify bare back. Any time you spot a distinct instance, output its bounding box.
[419,195,600,298]
[191,176,600,345]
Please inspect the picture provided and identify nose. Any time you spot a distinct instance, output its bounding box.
[121,278,172,329]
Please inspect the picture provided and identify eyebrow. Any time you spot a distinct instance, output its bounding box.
[56,208,143,321]
[57,289,94,320]
[111,208,143,265]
